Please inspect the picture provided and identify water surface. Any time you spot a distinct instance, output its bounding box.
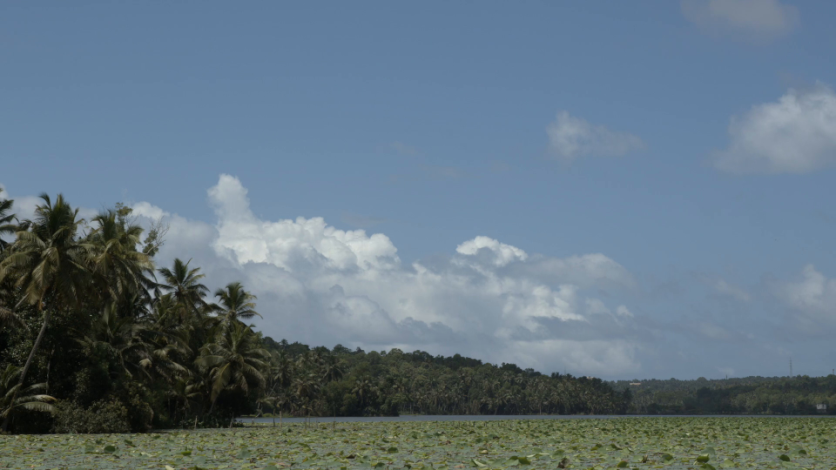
[237,414,832,424]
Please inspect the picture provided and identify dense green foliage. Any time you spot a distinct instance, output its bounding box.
[257,339,629,419]
[0,193,627,433]
[2,417,834,468]
[612,376,836,415]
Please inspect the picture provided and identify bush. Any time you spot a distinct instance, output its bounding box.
[53,399,131,434]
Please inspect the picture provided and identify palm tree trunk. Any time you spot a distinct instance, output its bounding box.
[3,309,50,432]
[19,310,50,389]
[45,348,54,394]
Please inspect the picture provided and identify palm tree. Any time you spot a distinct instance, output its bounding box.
[0,198,22,331]
[0,194,89,428]
[213,281,261,324]
[269,350,294,392]
[321,353,344,383]
[195,322,269,413]
[158,258,209,322]
[257,391,289,426]
[0,365,56,431]
[353,376,376,409]
[76,303,150,380]
[167,377,202,425]
[292,371,321,422]
[0,279,26,332]
[0,197,16,252]
[87,209,155,304]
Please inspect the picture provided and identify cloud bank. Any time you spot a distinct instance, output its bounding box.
[130,175,643,376]
[712,85,836,174]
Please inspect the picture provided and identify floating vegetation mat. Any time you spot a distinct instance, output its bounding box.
[1,418,834,469]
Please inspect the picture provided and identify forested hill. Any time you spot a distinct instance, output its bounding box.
[610,376,836,415]
[259,337,630,418]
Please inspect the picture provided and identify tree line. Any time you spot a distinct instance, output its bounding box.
[0,193,629,434]
[611,376,836,415]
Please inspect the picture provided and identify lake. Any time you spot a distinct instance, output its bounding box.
[237,414,834,424]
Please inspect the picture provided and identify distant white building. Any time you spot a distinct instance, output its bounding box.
[817,404,827,413]
[629,383,642,386]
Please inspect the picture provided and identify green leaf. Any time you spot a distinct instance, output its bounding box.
[616,460,629,468]
[103,445,117,453]
[779,454,791,462]
[471,458,487,467]
[696,454,710,463]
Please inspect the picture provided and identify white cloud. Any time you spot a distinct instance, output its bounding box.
[712,85,836,174]
[775,265,836,333]
[712,278,751,302]
[681,0,799,43]
[520,253,636,290]
[546,111,645,162]
[616,305,634,318]
[585,300,633,319]
[126,174,643,376]
[209,174,400,272]
[506,339,641,376]
[456,236,528,267]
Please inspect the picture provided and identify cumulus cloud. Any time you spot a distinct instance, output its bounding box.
[775,265,836,334]
[712,85,836,174]
[125,174,644,376]
[681,0,799,43]
[546,111,645,162]
[456,236,528,267]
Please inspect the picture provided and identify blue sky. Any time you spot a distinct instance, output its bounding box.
[3,1,836,379]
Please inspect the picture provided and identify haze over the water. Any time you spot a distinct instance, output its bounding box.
[3,1,836,380]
